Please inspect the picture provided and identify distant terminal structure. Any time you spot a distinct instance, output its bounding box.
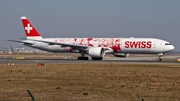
[0,46,49,54]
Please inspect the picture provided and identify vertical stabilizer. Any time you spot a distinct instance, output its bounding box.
[21,16,42,39]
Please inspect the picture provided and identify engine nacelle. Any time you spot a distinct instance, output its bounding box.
[88,47,105,58]
[113,53,129,57]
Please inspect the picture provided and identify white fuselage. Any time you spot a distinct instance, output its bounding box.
[23,37,174,54]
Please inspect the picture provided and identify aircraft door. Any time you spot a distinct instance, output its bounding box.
[153,42,156,48]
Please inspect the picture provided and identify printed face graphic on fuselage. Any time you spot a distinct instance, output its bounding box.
[53,38,121,52]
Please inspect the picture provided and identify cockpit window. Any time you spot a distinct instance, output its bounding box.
[165,43,171,45]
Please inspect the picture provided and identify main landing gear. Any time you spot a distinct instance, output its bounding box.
[77,51,89,60]
[92,57,103,60]
[77,56,103,60]
[76,51,103,60]
[77,56,89,60]
[157,53,164,62]
[157,57,162,62]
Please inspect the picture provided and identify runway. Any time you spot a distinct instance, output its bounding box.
[0,55,180,65]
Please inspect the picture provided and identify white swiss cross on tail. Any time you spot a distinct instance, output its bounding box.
[25,24,32,33]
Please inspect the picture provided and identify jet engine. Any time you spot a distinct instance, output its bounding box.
[88,47,105,58]
[113,53,129,57]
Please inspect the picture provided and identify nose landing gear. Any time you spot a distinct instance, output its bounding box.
[157,53,164,62]
[157,57,162,61]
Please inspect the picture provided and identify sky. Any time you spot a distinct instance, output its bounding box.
[0,0,180,51]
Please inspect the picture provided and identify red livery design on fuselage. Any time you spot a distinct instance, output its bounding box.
[125,41,152,48]
[52,38,121,52]
[6,16,175,61]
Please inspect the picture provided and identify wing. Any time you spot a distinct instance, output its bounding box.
[7,39,110,51]
[6,39,34,45]
[19,39,90,50]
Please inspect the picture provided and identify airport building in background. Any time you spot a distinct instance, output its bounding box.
[0,46,49,54]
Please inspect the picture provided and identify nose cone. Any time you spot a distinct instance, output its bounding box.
[171,45,175,50]
[164,45,174,52]
[167,45,175,52]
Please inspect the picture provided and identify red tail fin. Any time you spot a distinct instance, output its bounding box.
[21,16,42,39]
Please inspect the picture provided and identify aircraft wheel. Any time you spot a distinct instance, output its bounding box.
[77,57,81,60]
[92,57,103,60]
[83,57,89,60]
[157,58,162,62]
[77,56,89,60]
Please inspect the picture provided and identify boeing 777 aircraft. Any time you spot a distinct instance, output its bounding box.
[7,16,174,61]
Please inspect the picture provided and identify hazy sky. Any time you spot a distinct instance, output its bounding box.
[0,0,180,51]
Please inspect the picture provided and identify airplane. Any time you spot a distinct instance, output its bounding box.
[7,16,174,61]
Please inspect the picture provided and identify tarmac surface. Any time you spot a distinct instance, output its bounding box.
[0,55,180,65]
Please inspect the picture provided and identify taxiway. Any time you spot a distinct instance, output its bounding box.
[0,55,179,65]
